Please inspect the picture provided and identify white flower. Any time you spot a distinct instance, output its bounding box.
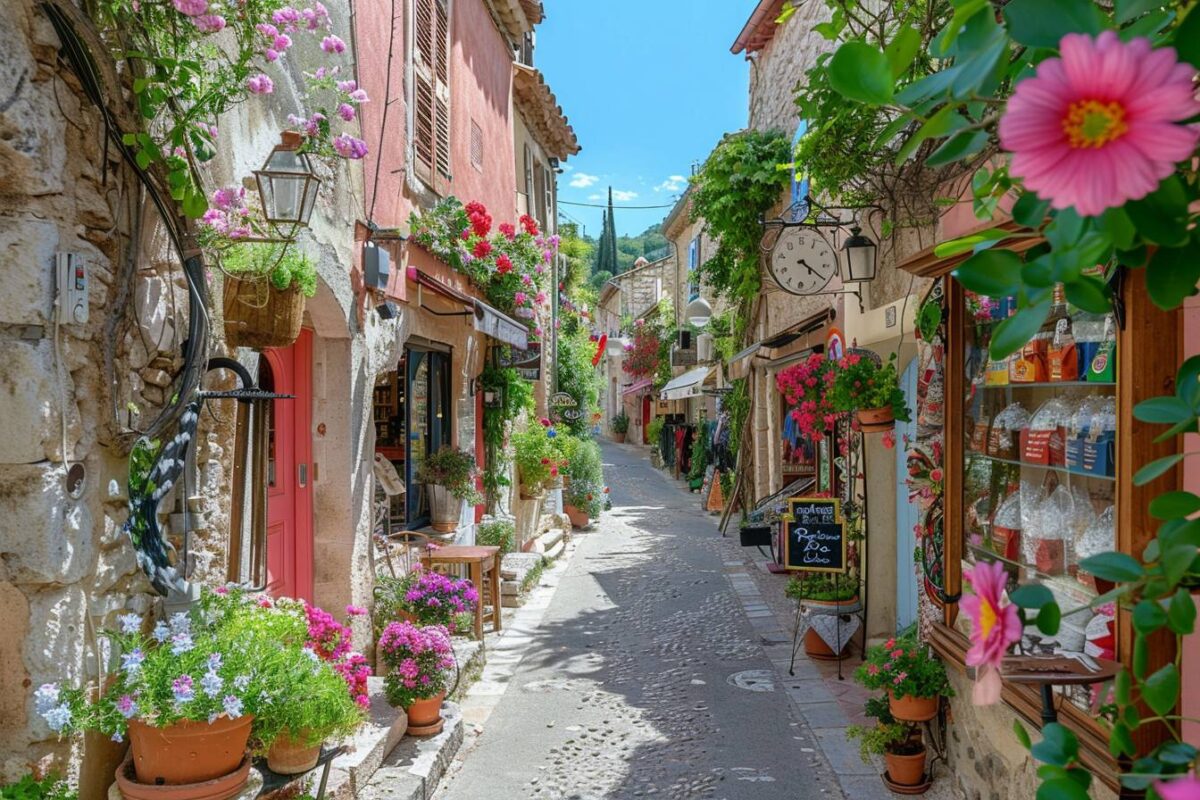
[200,671,223,697]
[34,684,60,715]
[168,612,191,634]
[170,632,194,656]
[117,613,142,635]
[43,705,71,733]
[233,675,251,691]
[222,695,244,718]
[121,649,145,674]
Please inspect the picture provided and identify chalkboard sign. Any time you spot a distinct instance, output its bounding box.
[782,497,846,573]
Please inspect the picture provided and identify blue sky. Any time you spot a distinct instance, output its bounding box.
[536,1,754,238]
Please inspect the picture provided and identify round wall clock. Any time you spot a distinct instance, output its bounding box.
[768,226,837,295]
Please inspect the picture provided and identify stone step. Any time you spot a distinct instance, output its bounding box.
[358,702,464,800]
[499,551,543,582]
[449,638,485,702]
[544,538,566,562]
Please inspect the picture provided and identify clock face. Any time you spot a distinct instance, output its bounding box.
[769,227,837,295]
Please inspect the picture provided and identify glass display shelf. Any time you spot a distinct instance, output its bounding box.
[974,381,1115,389]
[965,451,1115,483]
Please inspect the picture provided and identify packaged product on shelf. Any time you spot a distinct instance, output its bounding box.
[1010,332,1050,383]
[1075,505,1115,591]
[1021,398,1071,465]
[1074,313,1105,377]
[1065,396,1105,471]
[1048,317,1078,382]
[986,353,1011,386]
[1065,485,1097,576]
[989,402,1029,460]
[990,490,1023,562]
[1087,314,1117,382]
[970,410,992,453]
[1024,485,1071,576]
[1081,397,1116,477]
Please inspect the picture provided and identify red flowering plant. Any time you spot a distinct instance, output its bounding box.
[829,352,910,421]
[408,199,555,323]
[622,321,662,379]
[775,352,839,442]
[855,636,952,700]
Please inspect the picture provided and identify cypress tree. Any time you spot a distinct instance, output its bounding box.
[596,209,609,274]
[604,186,617,273]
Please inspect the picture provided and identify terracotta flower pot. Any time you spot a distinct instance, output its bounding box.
[885,744,927,787]
[563,503,590,529]
[127,715,254,785]
[889,691,939,722]
[857,407,895,433]
[404,691,446,736]
[115,754,251,800]
[800,596,859,661]
[614,431,627,443]
[266,729,322,775]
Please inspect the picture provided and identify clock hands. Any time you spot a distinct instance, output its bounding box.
[796,258,818,277]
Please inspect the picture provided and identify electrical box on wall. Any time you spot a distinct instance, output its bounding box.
[55,252,89,324]
[363,242,390,291]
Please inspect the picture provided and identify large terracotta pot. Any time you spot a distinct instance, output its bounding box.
[613,431,626,443]
[889,691,939,722]
[223,275,304,350]
[800,597,859,661]
[427,483,461,532]
[885,744,927,787]
[563,503,590,529]
[127,715,254,785]
[404,691,445,736]
[857,407,895,432]
[115,754,251,800]
[266,729,321,775]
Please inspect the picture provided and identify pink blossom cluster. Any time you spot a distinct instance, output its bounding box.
[199,186,253,239]
[402,569,479,630]
[304,601,372,708]
[775,353,838,442]
[378,621,455,690]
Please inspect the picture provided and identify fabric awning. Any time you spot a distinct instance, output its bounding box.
[473,300,528,348]
[622,378,653,396]
[660,366,713,401]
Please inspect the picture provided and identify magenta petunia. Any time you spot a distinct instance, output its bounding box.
[1156,775,1200,800]
[960,561,1022,705]
[998,32,1200,218]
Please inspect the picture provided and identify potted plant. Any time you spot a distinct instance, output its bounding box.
[416,447,482,532]
[610,410,630,443]
[830,352,911,433]
[855,636,953,722]
[776,352,839,443]
[845,696,928,791]
[373,566,478,634]
[475,517,515,554]
[221,242,318,350]
[377,622,456,736]
[563,438,604,528]
[786,574,860,660]
[513,423,560,499]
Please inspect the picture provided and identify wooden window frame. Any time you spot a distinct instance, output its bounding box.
[933,268,1179,791]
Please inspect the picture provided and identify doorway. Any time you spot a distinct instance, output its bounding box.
[641,394,651,446]
[894,358,919,632]
[262,329,314,601]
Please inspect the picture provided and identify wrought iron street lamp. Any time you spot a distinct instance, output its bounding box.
[685,296,713,328]
[840,226,878,284]
[254,132,321,237]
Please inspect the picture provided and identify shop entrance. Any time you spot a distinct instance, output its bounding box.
[895,358,919,632]
[373,344,452,531]
[262,329,314,602]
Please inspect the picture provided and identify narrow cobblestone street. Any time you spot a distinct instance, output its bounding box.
[434,442,860,800]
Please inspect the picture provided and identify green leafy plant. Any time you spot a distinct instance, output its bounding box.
[785,573,859,603]
[1,775,75,800]
[564,438,605,518]
[646,417,664,447]
[476,518,515,555]
[480,363,534,508]
[610,411,630,435]
[845,694,923,763]
[416,446,482,504]
[221,243,318,298]
[855,636,953,699]
[512,424,561,494]
[251,641,365,750]
[830,353,911,420]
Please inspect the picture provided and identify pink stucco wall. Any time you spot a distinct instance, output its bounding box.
[1182,297,1199,745]
[354,0,516,238]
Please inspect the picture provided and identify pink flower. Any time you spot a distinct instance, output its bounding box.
[337,79,358,93]
[998,32,1200,218]
[496,255,513,274]
[321,35,346,54]
[346,604,367,617]
[866,664,879,676]
[890,649,905,659]
[961,561,1022,705]
[1156,776,1200,800]
[333,134,368,159]
[337,103,356,122]
[892,672,908,686]
[499,222,516,239]
[881,431,896,450]
[246,74,274,95]
[473,239,492,259]
[193,14,225,32]
[172,0,207,16]
[514,291,528,305]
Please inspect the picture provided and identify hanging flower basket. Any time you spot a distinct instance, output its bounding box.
[223,275,305,350]
[857,407,896,432]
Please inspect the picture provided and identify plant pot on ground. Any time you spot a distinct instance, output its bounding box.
[378,621,456,737]
[416,447,482,533]
[786,575,859,660]
[611,411,630,443]
[854,636,953,723]
[845,696,929,791]
[563,437,604,527]
[563,503,590,529]
[221,243,318,350]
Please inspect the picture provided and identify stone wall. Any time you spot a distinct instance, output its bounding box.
[747,1,833,136]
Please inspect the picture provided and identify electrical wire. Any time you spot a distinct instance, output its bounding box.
[558,199,678,210]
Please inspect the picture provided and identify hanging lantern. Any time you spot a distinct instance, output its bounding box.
[254,131,321,234]
[840,226,878,283]
[685,296,713,328]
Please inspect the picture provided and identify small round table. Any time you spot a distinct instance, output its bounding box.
[1001,654,1122,726]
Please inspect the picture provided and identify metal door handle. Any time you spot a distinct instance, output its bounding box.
[298,463,308,488]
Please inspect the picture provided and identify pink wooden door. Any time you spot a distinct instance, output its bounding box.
[262,329,314,602]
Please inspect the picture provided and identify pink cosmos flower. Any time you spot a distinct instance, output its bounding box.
[960,561,1022,705]
[998,32,1200,218]
[1156,775,1200,800]
[172,0,207,16]
[246,74,274,95]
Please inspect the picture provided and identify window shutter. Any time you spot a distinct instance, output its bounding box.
[412,0,436,184]
[433,0,452,190]
[542,165,554,232]
[523,144,534,210]
[533,161,546,225]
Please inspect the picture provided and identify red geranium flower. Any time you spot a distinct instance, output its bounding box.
[496,254,513,274]
[473,239,492,259]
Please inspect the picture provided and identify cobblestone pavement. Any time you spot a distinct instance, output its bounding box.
[432,441,866,800]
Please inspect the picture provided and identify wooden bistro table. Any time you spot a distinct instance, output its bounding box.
[421,545,502,640]
[1001,654,1122,727]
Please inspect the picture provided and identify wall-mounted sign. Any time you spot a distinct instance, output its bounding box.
[561,408,585,421]
[825,328,844,362]
[549,391,578,407]
[781,497,846,573]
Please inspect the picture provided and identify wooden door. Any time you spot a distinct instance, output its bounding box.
[262,329,314,601]
[641,395,651,445]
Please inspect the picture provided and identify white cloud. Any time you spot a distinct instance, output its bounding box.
[654,175,687,193]
[612,189,639,202]
[587,193,604,201]
[569,172,599,188]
